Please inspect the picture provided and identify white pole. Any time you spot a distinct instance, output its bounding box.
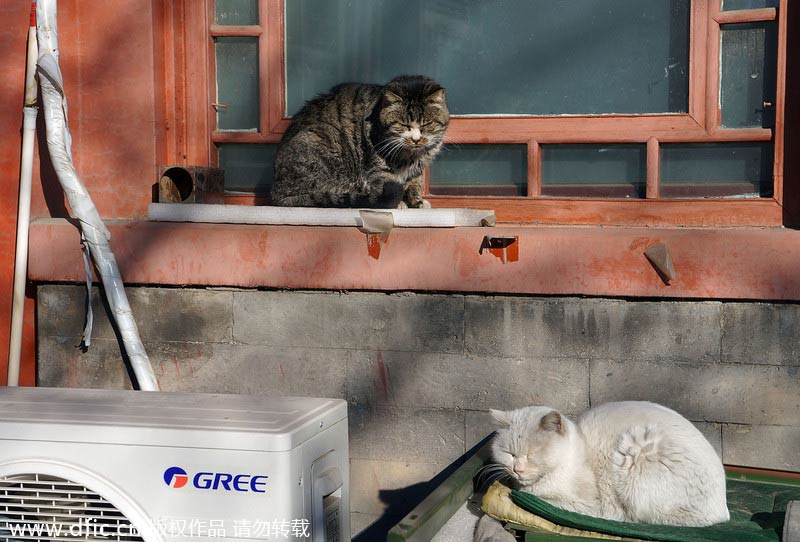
[7,10,39,387]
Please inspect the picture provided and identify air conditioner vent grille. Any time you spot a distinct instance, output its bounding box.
[0,474,143,542]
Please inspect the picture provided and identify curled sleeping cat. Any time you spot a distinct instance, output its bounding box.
[478,401,728,540]
[271,75,449,208]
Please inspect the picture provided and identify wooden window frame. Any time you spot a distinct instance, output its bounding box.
[179,0,789,227]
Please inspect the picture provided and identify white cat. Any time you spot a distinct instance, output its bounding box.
[487,401,730,527]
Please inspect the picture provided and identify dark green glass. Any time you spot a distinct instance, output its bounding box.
[215,37,260,131]
[721,23,778,128]
[285,0,690,116]
[218,144,277,193]
[215,0,258,25]
[660,143,773,198]
[429,145,527,197]
[541,145,646,198]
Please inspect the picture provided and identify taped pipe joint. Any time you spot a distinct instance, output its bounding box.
[358,210,394,234]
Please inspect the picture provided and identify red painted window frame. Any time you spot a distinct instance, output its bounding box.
[174,0,789,227]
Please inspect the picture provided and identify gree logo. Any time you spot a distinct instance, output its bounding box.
[163,467,189,488]
[163,467,268,493]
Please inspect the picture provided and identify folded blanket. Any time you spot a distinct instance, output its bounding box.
[498,476,800,542]
[481,482,638,541]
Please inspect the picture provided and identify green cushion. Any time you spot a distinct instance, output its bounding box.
[511,475,800,542]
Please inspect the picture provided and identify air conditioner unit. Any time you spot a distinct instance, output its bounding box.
[0,387,349,542]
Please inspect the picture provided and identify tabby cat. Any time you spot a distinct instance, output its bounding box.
[271,75,449,208]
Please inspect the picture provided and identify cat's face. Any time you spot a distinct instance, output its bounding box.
[378,76,450,159]
[489,407,571,489]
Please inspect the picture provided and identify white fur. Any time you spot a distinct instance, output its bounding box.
[401,122,422,143]
[489,401,729,527]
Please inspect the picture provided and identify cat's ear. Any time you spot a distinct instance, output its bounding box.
[539,411,564,434]
[489,409,511,427]
[426,88,446,105]
[382,90,403,108]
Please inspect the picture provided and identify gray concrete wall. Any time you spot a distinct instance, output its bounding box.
[37,285,800,539]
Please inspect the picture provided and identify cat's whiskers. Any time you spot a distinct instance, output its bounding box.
[378,138,408,164]
[374,138,397,152]
[374,138,397,157]
[381,142,402,161]
[475,463,517,492]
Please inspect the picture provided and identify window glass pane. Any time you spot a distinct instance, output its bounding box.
[429,145,527,196]
[660,143,773,198]
[722,0,778,10]
[721,23,777,128]
[541,145,646,198]
[215,0,258,25]
[215,37,260,131]
[218,144,276,193]
[285,0,689,116]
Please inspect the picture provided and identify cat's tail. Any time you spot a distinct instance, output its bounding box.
[271,183,405,208]
[271,192,357,207]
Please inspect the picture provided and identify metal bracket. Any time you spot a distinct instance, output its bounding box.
[644,242,676,285]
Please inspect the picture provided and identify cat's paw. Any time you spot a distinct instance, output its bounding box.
[396,201,409,209]
[404,198,431,209]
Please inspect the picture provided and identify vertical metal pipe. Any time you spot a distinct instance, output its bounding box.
[8,9,39,387]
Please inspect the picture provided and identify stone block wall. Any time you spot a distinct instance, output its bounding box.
[37,285,800,539]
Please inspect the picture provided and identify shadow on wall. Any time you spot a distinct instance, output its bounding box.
[353,437,491,542]
[35,108,69,219]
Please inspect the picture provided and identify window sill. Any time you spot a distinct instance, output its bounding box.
[27,218,800,300]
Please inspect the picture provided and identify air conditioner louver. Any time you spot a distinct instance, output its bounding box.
[0,474,143,542]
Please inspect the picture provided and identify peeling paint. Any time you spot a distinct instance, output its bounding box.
[366,233,389,260]
[482,236,519,263]
[488,242,519,263]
